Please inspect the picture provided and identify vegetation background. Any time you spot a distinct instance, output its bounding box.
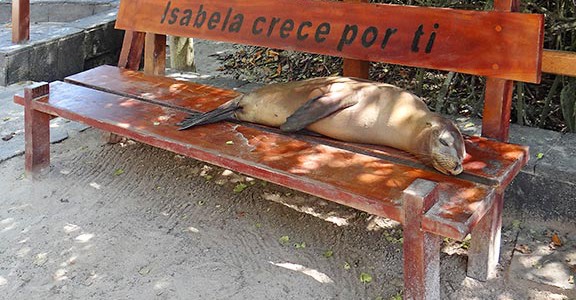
[217,0,576,132]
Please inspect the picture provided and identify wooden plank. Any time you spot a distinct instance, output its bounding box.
[118,31,146,70]
[467,191,504,281]
[144,33,167,76]
[64,65,529,188]
[14,81,495,240]
[23,83,51,176]
[542,49,576,77]
[481,78,514,141]
[342,0,370,79]
[12,0,30,43]
[480,0,518,142]
[116,0,544,83]
[403,179,441,300]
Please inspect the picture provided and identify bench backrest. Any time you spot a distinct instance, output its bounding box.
[114,0,544,142]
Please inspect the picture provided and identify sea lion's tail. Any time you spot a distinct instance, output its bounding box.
[177,97,242,130]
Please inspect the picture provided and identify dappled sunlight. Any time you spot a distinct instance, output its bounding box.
[269,261,334,284]
[154,278,172,290]
[89,182,101,190]
[169,83,189,94]
[115,122,131,129]
[186,226,201,233]
[366,216,401,231]
[63,223,81,234]
[262,192,354,226]
[16,246,31,258]
[119,99,139,108]
[75,233,94,243]
[1,218,20,234]
[53,268,68,281]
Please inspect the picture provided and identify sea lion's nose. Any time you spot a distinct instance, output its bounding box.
[451,164,463,175]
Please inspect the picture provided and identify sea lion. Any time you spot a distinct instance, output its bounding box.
[178,77,465,175]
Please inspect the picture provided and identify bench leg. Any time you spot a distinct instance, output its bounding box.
[402,179,440,300]
[467,191,503,280]
[24,83,51,177]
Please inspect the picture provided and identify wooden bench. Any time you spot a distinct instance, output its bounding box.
[15,0,544,298]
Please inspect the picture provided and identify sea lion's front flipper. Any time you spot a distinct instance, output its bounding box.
[280,93,357,132]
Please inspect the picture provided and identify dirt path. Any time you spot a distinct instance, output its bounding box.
[0,127,573,299]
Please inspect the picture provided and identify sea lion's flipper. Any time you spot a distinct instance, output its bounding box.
[280,93,357,132]
[177,98,241,130]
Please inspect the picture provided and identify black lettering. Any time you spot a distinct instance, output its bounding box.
[194,4,206,28]
[229,14,243,33]
[267,17,281,37]
[168,7,179,25]
[252,17,266,35]
[161,1,171,24]
[425,23,439,53]
[208,12,221,30]
[180,9,192,26]
[381,28,397,49]
[221,8,232,31]
[315,22,330,43]
[297,21,312,41]
[337,24,357,51]
[280,19,294,39]
[411,24,425,52]
[361,26,378,48]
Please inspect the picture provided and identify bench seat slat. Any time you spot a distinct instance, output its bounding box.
[65,65,529,188]
[15,81,495,240]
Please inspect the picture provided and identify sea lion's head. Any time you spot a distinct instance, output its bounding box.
[416,116,466,175]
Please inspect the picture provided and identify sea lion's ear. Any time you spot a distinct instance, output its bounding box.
[280,93,358,132]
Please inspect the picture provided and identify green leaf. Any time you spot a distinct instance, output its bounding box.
[255,223,262,229]
[2,117,11,121]
[323,250,334,258]
[233,183,248,193]
[294,242,306,249]
[536,152,544,159]
[279,235,290,244]
[343,262,351,270]
[113,169,124,176]
[360,272,372,283]
[226,140,234,145]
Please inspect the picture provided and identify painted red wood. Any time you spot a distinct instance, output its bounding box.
[482,78,514,142]
[118,31,146,70]
[12,0,30,43]
[403,179,441,300]
[65,66,529,188]
[24,83,51,176]
[14,81,497,240]
[116,0,544,83]
[144,33,167,76]
[342,0,370,79]
[467,191,503,281]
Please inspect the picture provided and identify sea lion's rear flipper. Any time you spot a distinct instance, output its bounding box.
[177,98,241,130]
[280,93,357,132]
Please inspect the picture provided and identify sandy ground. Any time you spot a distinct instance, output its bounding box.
[0,40,574,299]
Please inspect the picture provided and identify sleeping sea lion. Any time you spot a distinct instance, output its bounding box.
[177,77,465,175]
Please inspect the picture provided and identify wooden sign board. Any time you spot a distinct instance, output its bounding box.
[116,0,544,83]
